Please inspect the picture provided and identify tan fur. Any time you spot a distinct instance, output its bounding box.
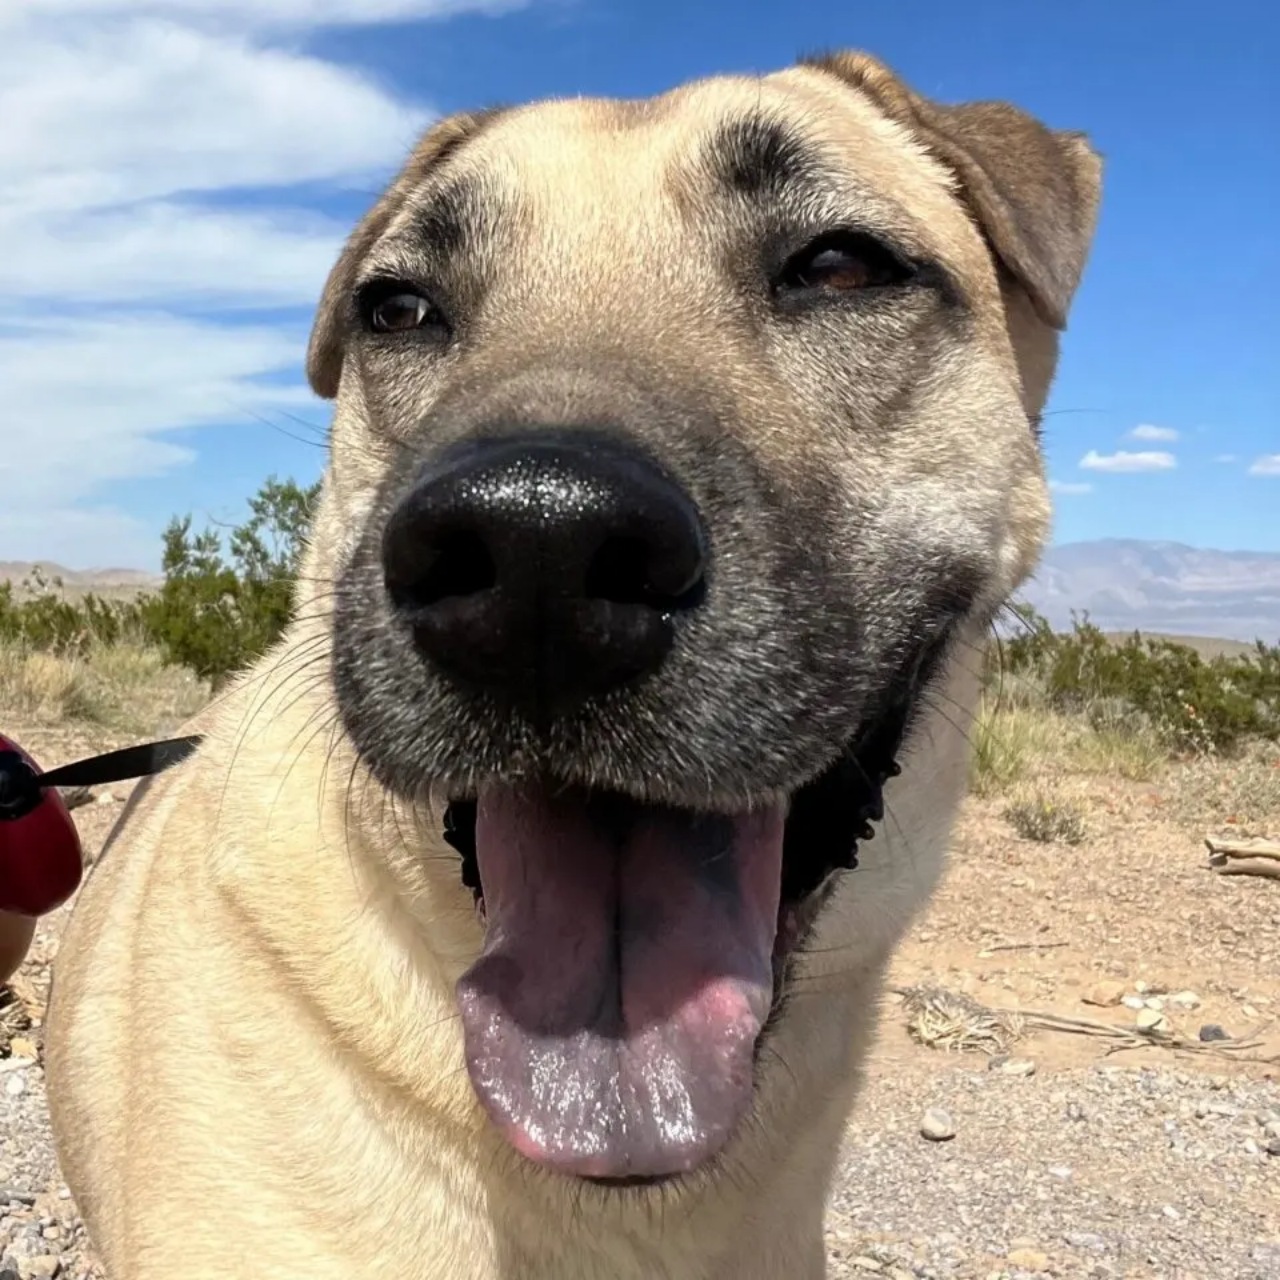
[45,51,1100,1279]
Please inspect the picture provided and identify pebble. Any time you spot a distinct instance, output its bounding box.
[1063,1230,1109,1252]
[1168,990,1201,1010]
[999,1058,1038,1078]
[1268,1138,1280,1158]
[1121,995,1147,1011]
[4,1078,25,1100]
[920,1108,956,1142]
[1135,1008,1168,1033]
[1007,1246,1049,1270]
[1198,1024,1230,1042]
[1082,980,1126,1007]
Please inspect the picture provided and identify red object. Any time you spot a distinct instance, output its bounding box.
[0,732,84,917]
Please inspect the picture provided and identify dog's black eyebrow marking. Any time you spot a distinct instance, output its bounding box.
[413,174,490,260]
[709,113,819,198]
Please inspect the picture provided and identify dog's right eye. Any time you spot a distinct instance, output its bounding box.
[359,284,446,335]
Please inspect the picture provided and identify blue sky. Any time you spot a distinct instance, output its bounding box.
[1,0,1275,569]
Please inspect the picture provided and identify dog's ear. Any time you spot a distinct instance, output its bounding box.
[801,52,1102,330]
[306,109,502,399]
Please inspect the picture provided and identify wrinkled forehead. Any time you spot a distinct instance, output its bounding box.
[373,67,989,293]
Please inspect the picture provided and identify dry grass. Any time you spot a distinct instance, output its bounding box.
[969,664,1176,799]
[898,984,1026,1056]
[0,638,208,736]
[1003,790,1088,844]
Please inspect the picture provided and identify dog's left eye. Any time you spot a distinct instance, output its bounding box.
[776,232,914,295]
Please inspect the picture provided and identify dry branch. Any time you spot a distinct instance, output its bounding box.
[890,984,1276,1065]
[1210,858,1280,881]
[1204,835,1280,863]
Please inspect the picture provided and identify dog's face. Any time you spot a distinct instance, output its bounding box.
[304,53,1099,1188]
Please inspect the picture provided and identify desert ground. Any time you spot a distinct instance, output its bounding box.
[1,651,1277,1280]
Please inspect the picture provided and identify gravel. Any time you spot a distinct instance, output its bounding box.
[826,1060,1280,1279]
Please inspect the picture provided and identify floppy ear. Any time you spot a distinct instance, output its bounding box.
[801,52,1102,330]
[306,109,503,399]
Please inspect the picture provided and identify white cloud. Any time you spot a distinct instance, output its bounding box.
[0,1,525,566]
[1079,449,1178,474]
[1128,423,1179,443]
[2,0,524,29]
[1049,480,1093,495]
[1249,454,1280,476]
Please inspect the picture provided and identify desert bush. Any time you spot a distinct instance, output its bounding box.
[137,476,320,688]
[1003,791,1088,845]
[0,569,145,655]
[995,607,1280,756]
[0,476,319,696]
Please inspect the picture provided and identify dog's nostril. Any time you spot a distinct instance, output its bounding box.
[391,529,497,608]
[585,536,706,610]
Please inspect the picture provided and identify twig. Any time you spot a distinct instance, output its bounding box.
[1205,835,1280,863]
[981,940,1070,953]
[890,986,1277,1065]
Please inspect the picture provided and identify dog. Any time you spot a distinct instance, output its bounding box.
[44,50,1100,1279]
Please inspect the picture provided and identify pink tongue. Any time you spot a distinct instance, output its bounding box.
[455,784,784,1179]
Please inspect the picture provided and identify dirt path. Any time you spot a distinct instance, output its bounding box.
[2,727,1278,1279]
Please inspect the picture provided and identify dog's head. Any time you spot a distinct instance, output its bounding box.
[303,52,1100,1186]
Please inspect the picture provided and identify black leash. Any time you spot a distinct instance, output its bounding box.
[0,736,203,820]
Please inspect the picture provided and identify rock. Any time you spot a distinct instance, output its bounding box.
[1199,1024,1230,1042]
[1082,980,1126,1008]
[849,1259,884,1274]
[1007,1246,1049,1270]
[1121,995,1147,1011]
[4,1075,26,1098]
[1169,990,1201,1010]
[1264,1120,1280,1142]
[1135,1008,1168,1033]
[920,1108,956,1142]
[1063,1230,1109,1252]
[1267,1138,1280,1158]
[18,1259,59,1280]
[1244,1138,1260,1155]
[1000,1057,1038,1078]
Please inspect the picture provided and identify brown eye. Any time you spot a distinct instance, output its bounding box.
[361,284,445,334]
[778,233,913,295]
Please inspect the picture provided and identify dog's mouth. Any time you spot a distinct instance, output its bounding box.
[439,660,922,1187]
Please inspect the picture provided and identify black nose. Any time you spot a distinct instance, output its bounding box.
[381,434,708,718]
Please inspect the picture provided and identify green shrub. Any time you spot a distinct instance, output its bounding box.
[137,476,320,688]
[994,607,1280,756]
[0,476,320,692]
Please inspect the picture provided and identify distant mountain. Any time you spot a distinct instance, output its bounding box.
[0,561,162,598]
[1020,540,1280,644]
[5,544,1278,645]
